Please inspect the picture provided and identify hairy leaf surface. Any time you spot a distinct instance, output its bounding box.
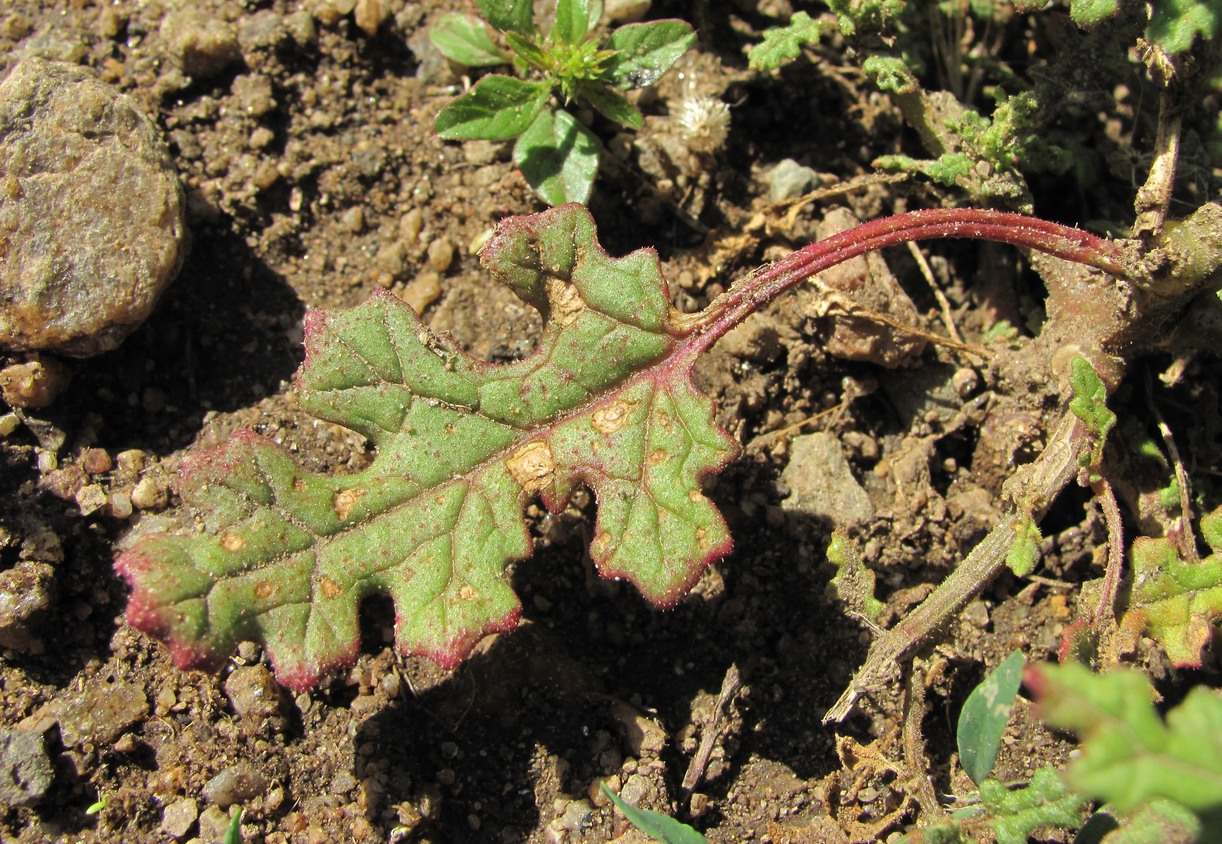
[117,205,738,690]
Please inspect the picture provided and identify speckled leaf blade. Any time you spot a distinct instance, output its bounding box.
[116,204,738,690]
[958,649,1024,786]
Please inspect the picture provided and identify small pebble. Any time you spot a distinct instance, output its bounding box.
[0,359,71,407]
[0,729,55,808]
[160,797,199,840]
[130,476,168,510]
[50,674,148,747]
[224,664,285,723]
[202,763,269,808]
[427,238,455,273]
[0,562,55,652]
[159,10,242,79]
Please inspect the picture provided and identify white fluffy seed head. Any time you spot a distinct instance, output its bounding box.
[673,96,732,154]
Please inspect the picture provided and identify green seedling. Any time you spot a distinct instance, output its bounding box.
[430,0,694,205]
[1005,518,1042,578]
[116,202,1150,691]
[1028,662,1222,839]
[826,531,883,625]
[1120,504,1222,667]
[600,782,707,843]
[957,649,1024,787]
[1066,0,1221,55]
[224,808,244,844]
[1068,356,1117,485]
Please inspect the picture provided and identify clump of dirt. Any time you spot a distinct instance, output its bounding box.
[2,1,1219,843]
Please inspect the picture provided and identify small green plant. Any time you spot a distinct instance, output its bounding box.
[1120,503,1222,667]
[600,782,707,843]
[430,0,694,205]
[905,658,1222,843]
[1029,662,1222,840]
[957,650,1024,787]
[1069,356,1118,485]
[114,198,1221,691]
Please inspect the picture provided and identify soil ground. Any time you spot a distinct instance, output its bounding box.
[2,2,1219,843]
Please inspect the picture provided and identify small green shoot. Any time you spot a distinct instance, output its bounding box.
[1029,662,1222,838]
[431,0,694,204]
[224,807,244,844]
[1005,518,1042,577]
[85,796,107,816]
[1068,356,1116,483]
[981,768,1088,844]
[747,12,828,71]
[600,782,708,843]
[957,649,1024,786]
[826,531,883,625]
[898,768,1086,844]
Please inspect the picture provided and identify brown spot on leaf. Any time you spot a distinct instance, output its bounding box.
[656,411,672,429]
[458,584,478,601]
[591,400,634,435]
[689,489,703,502]
[506,440,555,495]
[333,487,364,520]
[293,477,307,492]
[221,532,245,552]
[648,448,667,465]
[591,531,611,559]
[255,580,275,600]
[320,577,342,599]
[546,277,585,327]
[696,527,708,550]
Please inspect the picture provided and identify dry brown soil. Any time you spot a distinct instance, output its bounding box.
[2,2,1219,843]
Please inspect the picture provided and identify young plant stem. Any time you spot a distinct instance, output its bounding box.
[825,411,1086,723]
[682,208,1131,352]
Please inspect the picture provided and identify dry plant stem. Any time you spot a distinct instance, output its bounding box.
[1146,373,1197,563]
[824,412,1085,723]
[906,239,965,344]
[681,663,742,793]
[1091,477,1127,627]
[1133,90,1182,236]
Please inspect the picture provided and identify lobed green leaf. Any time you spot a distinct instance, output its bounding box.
[747,11,828,71]
[116,205,738,690]
[1030,662,1222,835]
[1120,504,1222,667]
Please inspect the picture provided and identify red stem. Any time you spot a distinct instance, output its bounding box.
[680,208,1129,356]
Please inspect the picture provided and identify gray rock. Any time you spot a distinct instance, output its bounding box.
[159,10,242,80]
[781,432,874,528]
[766,158,821,202]
[160,797,199,840]
[0,728,55,808]
[0,59,186,357]
[202,763,269,808]
[0,561,55,652]
[51,674,148,747]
